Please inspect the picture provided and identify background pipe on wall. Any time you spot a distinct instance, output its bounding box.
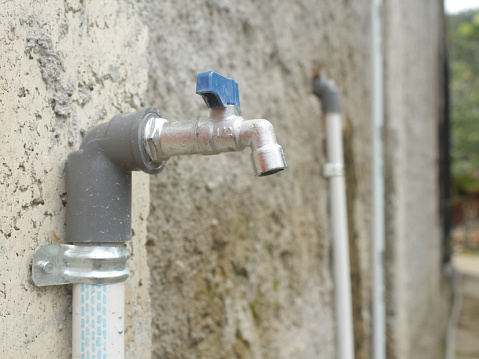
[313,76,355,359]
[371,0,386,357]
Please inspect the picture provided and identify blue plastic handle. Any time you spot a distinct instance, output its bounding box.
[196,71,240,109]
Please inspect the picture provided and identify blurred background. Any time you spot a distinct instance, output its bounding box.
[445,1,479,358]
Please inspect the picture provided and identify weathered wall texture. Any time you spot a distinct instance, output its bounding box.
[0,0,447,358]
[384,0,449,358]
[142,1,373,358]
[0,1,152,357]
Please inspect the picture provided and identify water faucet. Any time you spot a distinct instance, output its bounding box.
[64,71,287,244]
[31,72,288,359]
[143,71,287,177]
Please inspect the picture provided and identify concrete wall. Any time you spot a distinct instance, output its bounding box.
[0,0,446,358]
[384,1,450,358]
[0,1,152,357]
[142,1,374,358]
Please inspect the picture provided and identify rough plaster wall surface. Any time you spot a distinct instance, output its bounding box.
[384,0,448,358]
[142,1,373,358]
[0,1,152,357]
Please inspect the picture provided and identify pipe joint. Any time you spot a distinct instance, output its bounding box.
[312,76,341,113]
[66,107,166,244]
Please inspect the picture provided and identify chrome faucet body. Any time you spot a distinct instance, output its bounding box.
[144,105,286,177]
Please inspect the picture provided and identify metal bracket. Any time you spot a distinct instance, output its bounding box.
[32,244,130,287]
[322,163,345,178]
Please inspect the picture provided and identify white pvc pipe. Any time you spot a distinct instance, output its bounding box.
[372,0,386,357]
[326,112,355,359]
[72,282,125,359]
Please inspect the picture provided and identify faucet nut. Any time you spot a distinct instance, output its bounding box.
[144,116,168,165]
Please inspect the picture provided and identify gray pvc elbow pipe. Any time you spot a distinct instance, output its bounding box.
[312,76,341,114]
[143,106,286,177]
[66,107,165,244]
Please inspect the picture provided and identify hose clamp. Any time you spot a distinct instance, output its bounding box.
[32,244,130,286]
[322,162,345,178]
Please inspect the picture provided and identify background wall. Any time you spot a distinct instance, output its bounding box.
[142,1,374,358]
[384,0,450,358]
[0,0,447,358]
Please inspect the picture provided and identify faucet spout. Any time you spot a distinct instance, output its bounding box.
[239,118,287,176]
[143,105,287,177]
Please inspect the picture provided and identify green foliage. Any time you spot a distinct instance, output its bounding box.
[448,10,479,194]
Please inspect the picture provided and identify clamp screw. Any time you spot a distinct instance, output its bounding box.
[41,261,54,274]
